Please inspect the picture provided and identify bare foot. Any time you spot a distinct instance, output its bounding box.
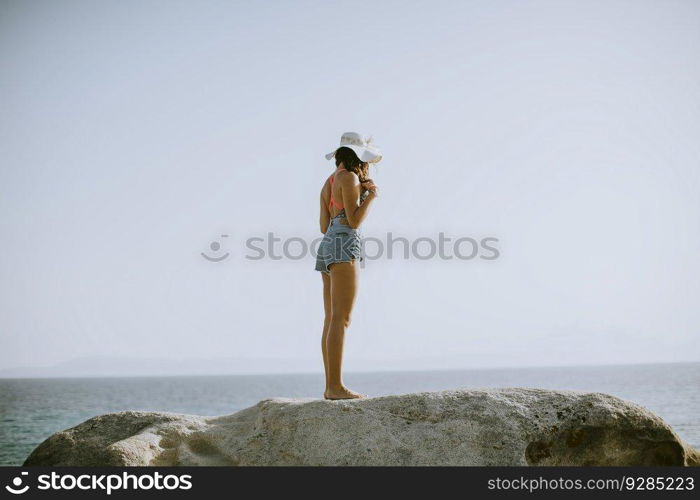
[324,387,365,400]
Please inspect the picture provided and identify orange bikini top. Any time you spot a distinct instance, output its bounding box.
[327,168,368,212]
[328,169,344,211]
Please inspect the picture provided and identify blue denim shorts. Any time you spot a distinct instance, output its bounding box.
[315,213,362,273]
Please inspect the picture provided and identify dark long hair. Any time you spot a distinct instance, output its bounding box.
[334,147,369,183]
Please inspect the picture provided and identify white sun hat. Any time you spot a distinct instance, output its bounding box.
[325,132,383,164]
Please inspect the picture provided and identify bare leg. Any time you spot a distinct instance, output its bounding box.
[321,272,331,391]
[325,260,364,400]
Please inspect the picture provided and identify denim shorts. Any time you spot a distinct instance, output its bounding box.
[315,213,363,273]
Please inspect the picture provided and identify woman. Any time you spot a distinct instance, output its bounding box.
[316,132,382,400]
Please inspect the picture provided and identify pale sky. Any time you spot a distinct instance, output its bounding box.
[2,0,699,375]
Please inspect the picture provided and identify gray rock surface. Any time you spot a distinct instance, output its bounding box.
[23,388,700,466]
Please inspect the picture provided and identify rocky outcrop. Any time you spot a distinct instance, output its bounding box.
[23,388,700,466]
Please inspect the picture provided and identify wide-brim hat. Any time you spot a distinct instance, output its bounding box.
[325,132,383,164]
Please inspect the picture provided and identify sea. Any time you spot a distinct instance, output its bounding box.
[1,362,698,466]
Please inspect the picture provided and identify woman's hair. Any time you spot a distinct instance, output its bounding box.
[334,147,369,183]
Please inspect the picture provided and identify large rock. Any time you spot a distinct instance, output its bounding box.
[24,388,700,466]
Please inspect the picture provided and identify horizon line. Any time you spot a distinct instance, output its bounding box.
[1,359,698,381]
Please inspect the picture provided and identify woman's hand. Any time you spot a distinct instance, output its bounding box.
[361,179,379,197]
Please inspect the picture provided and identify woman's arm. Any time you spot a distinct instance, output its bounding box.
[339,171,377,229]
[319,181,330,233]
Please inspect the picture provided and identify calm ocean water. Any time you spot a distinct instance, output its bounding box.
[1,362,698,466]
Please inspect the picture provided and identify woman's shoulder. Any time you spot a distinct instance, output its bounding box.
[336,169,359,185]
